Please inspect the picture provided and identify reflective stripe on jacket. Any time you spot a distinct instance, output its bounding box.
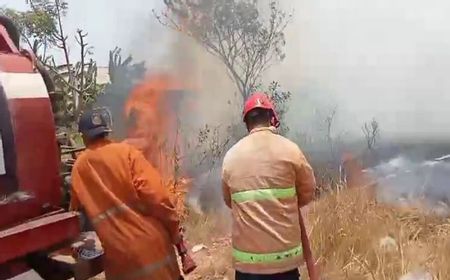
[222,127,316,274]
[70,139,181,280]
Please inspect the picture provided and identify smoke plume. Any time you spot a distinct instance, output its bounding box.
[95,0,450,212]
[265,0,450,140]
[366,154,450,216]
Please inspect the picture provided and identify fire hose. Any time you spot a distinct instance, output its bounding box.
[174,209,319,279]
[173,205,316,278]
[176,216,315,278]
[175,228,197,275]
[299,210,320,280]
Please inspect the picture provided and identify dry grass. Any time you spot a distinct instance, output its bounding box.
[184,210,230,244]
[184,210,233,280]
[308,188,450,279]
[185,189,450,280]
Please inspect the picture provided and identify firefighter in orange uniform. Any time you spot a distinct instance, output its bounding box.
[70,107,183,280]
[222,93,316,280]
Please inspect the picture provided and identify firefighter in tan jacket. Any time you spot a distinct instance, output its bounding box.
[222,92,316,280]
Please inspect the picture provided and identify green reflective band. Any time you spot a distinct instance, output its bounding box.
[233,246,302,264]
[231,187,296,203]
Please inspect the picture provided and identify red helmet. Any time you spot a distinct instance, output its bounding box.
[243,92,280,128]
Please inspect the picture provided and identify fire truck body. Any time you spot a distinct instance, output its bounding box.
[0,17,102,279]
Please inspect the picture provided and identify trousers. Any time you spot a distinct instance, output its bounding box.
[235,269,300,280]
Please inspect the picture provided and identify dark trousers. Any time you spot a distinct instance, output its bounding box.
[236,268,300,280]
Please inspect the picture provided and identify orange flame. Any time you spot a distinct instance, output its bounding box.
[123,74,190,204]
[124,75,178,174]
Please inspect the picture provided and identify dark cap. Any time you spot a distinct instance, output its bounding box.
[78,107,113,139]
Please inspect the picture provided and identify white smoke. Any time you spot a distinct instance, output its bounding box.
[265,0,450,140]
[119,1,450,212]
[366,154,450,216]
[31,0,450,211]
[9,0,450,139]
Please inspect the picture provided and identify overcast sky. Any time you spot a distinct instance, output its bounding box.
[1,0,161,65]
[3,0,450,139]
[273,0,450,138]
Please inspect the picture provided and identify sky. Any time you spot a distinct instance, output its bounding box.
[1,0,162,65]
[271,0,450,139]
[3,0,450,139]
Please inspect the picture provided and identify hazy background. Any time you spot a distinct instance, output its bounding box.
[4,0,450,214]
[274,0,450,140]
[3,0,450,139]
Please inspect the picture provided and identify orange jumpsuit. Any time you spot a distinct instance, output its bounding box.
[70,139,181,280]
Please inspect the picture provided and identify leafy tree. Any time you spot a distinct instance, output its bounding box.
[1,0,67,58]
[254,81,291,135]
[1,0,103,129]
[155,0,291,100]
[154,0,294,167]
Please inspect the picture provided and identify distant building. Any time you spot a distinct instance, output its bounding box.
[97,66,110,84]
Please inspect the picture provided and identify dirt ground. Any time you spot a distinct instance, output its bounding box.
[185,237,233,280]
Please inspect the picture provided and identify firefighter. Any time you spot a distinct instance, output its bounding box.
[222,92,316,280]
[70,107,183,280]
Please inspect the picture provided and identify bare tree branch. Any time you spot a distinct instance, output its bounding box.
[362,118,380,151]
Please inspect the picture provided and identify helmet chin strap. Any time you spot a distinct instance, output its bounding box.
[270,112,280,128]
[271,118,280,128]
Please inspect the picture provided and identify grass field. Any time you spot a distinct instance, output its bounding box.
[184,187,450,280]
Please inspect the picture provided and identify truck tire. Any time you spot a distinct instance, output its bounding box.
[25,253,73,280]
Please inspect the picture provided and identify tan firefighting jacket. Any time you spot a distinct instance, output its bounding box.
[70,139,181,280]
[222,127,316,275]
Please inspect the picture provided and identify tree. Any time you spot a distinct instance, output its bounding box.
[362,118,380,151]
[1,0,67,59]
[325,108,337,157]
[96,48,147,139]
[154,0,294,166]
[155,0,291,100]
[48,29,104,128]
[254,80,291,135]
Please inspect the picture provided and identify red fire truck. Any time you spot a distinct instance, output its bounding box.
[0,16,103,280]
